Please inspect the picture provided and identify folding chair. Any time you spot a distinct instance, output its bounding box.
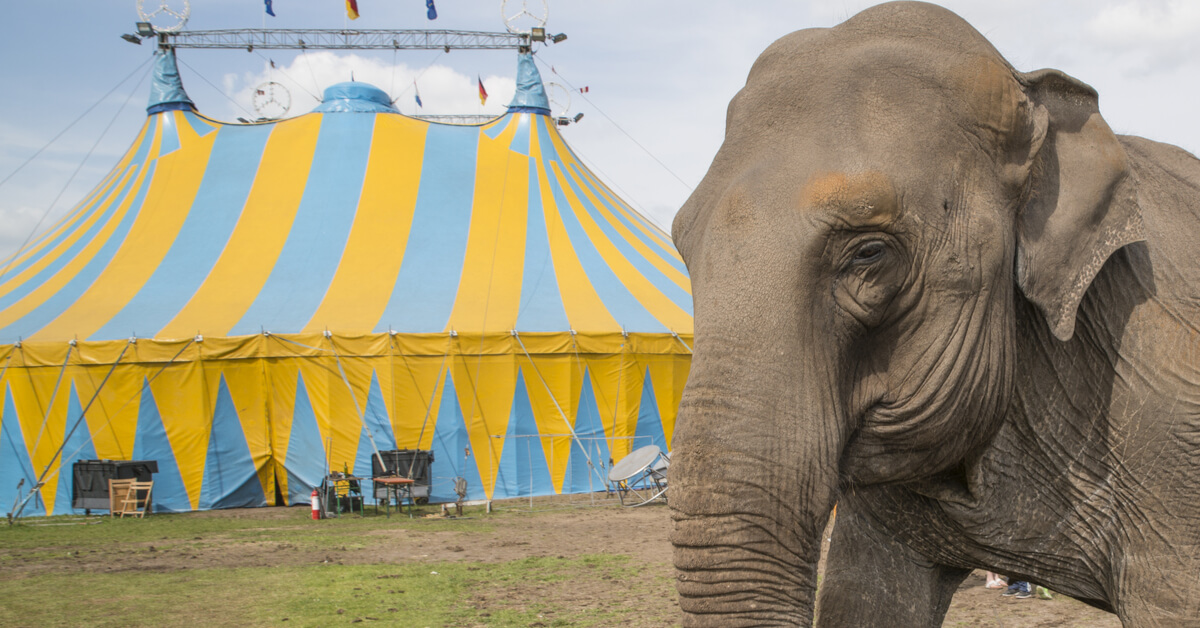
[109,479,153,518]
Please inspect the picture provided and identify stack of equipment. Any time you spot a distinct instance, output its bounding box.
[371,450,433,504]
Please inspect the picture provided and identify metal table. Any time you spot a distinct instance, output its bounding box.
[373,476,415,518]
[608,445,669,507]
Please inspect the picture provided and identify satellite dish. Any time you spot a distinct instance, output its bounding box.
[136,0,191,34]
[545,82,572,117]
[501,0,548,35]
[252,82,291,120]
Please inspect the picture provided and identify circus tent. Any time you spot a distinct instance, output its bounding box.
[0,48,692,516]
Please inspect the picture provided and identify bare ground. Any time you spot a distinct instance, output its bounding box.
[5,498,1121,627]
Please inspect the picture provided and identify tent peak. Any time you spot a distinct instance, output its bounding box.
[507,52,550,116]
[147,48,195,115]
[313,82,399,114]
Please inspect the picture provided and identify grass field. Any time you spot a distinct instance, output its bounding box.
[0,503,677,628]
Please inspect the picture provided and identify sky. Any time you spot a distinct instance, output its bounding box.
[1,0,1198,261]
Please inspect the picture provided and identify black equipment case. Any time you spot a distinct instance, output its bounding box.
[72,459,159,511]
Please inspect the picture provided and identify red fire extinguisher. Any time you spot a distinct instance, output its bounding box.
[311,488,321,520]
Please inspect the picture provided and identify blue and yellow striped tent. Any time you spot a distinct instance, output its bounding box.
[0,49,692,515]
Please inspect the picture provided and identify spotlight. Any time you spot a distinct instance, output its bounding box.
[573,112,584,123]
[551,33,568,44]
[135,21,155,37]
[121,33,142,45]
[530,27,546,42]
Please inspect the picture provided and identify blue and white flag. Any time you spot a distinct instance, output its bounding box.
[414,81,423,108]
[426,0,437,20]
[265,0,276,17]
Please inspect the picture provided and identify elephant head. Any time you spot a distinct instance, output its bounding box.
[669,2,1145,625]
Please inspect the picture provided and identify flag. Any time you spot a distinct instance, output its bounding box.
[414,81,423,108]
[346,0,359,20]
[477,76,488,105]
[426,0,437,20]
[579,86,589,93]
[269,59,277,69]
[265,0,275,16]
[256,89,265,96]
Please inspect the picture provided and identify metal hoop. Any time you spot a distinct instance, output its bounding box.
[545,82,571,117]
[136,0,191,34]
[252,81,291,120]
[500,0,548,35]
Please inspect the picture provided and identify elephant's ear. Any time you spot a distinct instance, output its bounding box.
[1016,69,1145,342]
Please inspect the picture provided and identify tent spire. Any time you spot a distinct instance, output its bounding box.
[506,51,551,115]
[147,48,195,115]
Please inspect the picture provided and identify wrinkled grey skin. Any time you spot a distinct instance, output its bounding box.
[669,3,1200,626]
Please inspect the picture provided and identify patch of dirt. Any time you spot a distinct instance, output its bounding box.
[3,499,1121,626]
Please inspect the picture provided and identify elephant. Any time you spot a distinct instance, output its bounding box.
[669,2,1200,626]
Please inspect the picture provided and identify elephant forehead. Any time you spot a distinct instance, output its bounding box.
[800,171,898,223]
[735,33,1028,154]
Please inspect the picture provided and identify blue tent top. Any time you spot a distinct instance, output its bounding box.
[147,49,195,115]
[313,82,400,114]
[507,52,551,115]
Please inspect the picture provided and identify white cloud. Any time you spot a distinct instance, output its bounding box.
[1087,0,1200,47]
[1083,0,1200,74]
[219,52,517,121]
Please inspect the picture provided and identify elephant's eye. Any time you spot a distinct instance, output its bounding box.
[852,241,886,265]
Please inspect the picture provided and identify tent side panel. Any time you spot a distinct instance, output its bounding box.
[52,385,96,515]
[220,361,275,505]
[428,372,485,502]
[147,360,217,510]
[0,385,44,516]
[198,375,266,509]
[283,369,326,505]
[635,368,669,454]
[133,380,191,512]
[450,352,517,499]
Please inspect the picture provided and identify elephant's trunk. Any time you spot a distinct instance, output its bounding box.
[671,344,844,626]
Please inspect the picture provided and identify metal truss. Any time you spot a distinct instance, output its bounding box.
[160,29,528,50]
